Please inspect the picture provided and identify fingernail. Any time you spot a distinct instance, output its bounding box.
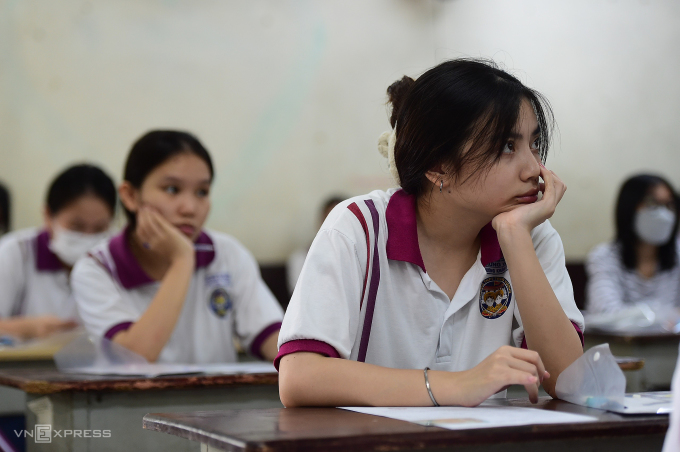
[539,162,545,168]
[544,371,550,379]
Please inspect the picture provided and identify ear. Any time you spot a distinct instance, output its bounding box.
[425,168,449,190]
[118,182,140,214]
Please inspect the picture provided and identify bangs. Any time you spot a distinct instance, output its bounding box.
[449,85,554,184]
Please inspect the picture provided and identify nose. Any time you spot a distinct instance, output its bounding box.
[519,145,541,183]
[177,192,198,216]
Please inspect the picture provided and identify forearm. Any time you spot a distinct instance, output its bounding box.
[259,331,280,362]
[114,257,194,362]
[0,317,34,340]
[279,352,439,407]
[498,227,582,396]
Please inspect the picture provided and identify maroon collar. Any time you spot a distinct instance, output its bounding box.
[108,227,216,289]
[385,189,503,272]
[35,230,65,271]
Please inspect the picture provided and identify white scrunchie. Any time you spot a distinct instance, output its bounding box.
[378,129,399,185]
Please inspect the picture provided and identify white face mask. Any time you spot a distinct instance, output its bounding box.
[634,206,676,246]
[48,225,111,266]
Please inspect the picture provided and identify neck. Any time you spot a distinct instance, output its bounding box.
[636,241,659,263]
[416,194,489,253]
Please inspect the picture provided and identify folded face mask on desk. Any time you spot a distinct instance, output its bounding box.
[555,344,626,411]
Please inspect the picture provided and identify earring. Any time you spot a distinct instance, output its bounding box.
[440,180,443,193]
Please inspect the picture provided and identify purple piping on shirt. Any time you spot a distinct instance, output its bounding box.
[35,230,64,271]
[357,199,381,363]
[249,321,282,360]
[274,339,341,371]
[520,321,584,349]
[104,321,134,340]
[348,202,371,309]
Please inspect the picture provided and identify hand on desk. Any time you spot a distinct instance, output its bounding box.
[430,346,549,406]
[0,315,79,340]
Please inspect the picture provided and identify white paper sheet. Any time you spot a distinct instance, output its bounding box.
[62,361,276,377]
[341,404,597,430]
[608,392,673,414]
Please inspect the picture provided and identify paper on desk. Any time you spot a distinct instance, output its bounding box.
[54,333,276,377]
[341,405,597,430]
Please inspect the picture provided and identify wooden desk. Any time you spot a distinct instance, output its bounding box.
[0,368,281,452]
[143,398,669,452]
[586,328,680,392]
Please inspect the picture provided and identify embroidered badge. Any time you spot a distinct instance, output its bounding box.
[209,288,233,318]
[484,257,507,275]
[479,276,512,319]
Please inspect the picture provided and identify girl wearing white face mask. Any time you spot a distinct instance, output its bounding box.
[586,174,680,316]
[0,164,116,340]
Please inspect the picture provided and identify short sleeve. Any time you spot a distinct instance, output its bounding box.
[228,241,284,358]
[276,227,365,368]
[71,255,140,339]
[0,235,27,317]
[512,221,585,347]
[585,243,627,314]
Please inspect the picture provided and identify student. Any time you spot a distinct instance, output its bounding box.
[286,195,346,294]
[71,130,283,363]
[0,165,116,340]
[586,174,680,315]
[277,59,584,407]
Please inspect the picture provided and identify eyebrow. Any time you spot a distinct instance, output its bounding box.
[161,176,212,185]
[509,126,541,140]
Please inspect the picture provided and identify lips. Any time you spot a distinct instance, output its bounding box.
[176,224,196,237]
[516,188,539,204]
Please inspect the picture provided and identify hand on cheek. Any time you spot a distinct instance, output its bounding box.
[492,165,566,234]
[136,206,194,264]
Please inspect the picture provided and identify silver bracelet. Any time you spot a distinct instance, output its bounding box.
[423,367,440,407]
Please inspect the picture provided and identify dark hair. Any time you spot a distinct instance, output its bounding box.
[322,195,346,213]
[0,182,10,232]
[46,164,117,216]
[387,58,554,198]
[122,130,214,225]
[615,174,679,270]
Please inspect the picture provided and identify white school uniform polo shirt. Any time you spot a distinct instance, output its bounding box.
[71,228,284,364]
[276,188,584,372]
[0,228,77,319]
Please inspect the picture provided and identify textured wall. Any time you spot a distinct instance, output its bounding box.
[1,0,678,262]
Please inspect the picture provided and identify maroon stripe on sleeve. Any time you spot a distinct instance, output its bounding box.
[104,321,134,340]
[274,339,341,371]
[357,200,381,363]
[249,322,282,360]
[347,202,371,309]
[520,321,584,349]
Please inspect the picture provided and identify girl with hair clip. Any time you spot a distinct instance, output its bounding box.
[277,59,584,407]
[0,165,116,340]
[586,174,680,318]
[71,130,283,363]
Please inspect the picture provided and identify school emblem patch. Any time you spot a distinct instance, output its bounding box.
[479,276,512,319]
[209,288,233,318]
[484,257,507,275]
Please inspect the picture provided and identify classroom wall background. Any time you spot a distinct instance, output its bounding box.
[1,0,679,263]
